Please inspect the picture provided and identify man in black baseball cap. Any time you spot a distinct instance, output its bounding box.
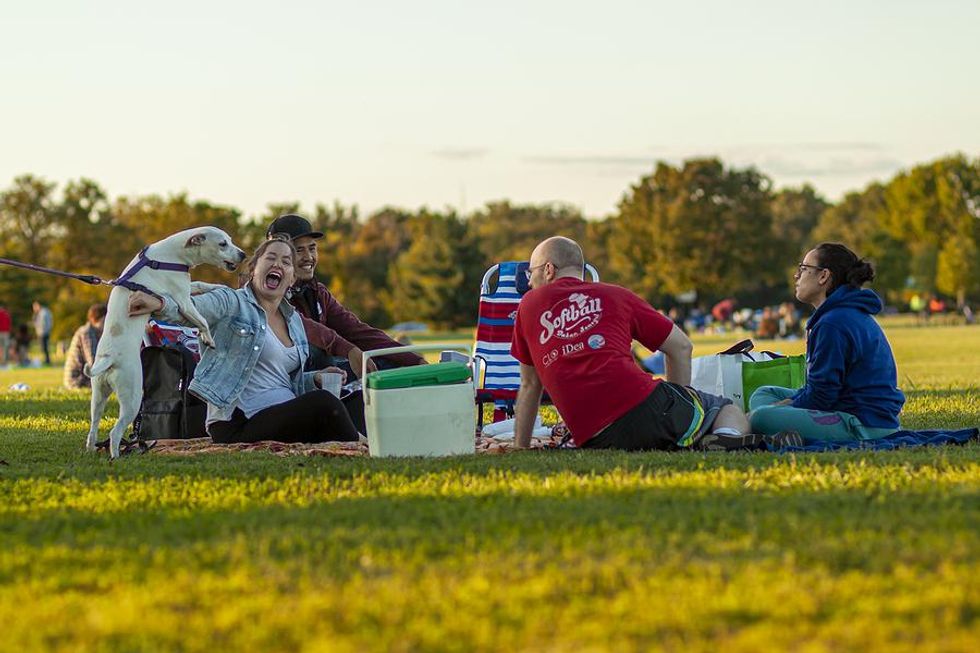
[266,213,324,241]
[266,213,425,378]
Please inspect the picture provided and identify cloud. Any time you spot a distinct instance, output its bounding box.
[519,143,906,185]
[782,142,884,153]
[523,154,655,167]
[720,142,886,157]
[430,147,489,161]
[759,156,905,178]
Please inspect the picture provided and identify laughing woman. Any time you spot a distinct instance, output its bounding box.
[127,236,359,444]
[748,243,905,442]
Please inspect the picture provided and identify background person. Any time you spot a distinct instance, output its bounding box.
[777,301,801,339]
[32,301,53,365]
[0,304,10,365]
[128,237,359,444]
[511,236,797,452]
[749,243,905,442]
[755,306,779,339]
[63,303,107,389]
[710,297,736,331]
[14,323,31,366]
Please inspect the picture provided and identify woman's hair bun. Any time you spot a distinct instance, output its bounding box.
[847,259,875,286]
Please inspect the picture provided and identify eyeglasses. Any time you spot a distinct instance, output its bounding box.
[796,263,826,275]
[525,262,551,281]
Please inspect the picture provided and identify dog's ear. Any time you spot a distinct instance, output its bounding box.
[185,233,207,248]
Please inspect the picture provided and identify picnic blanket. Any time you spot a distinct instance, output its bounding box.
[771,428,979,453]
[152,431,566,457]
[149,427,976,457]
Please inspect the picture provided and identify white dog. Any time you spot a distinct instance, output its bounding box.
[85,227,246,458]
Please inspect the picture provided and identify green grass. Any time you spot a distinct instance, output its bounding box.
[1,319,978,652]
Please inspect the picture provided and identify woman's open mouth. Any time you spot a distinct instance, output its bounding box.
[264,270,283,290]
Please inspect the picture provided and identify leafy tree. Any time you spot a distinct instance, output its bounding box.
[468,201,588,268]
[312,200,361,292]
[52,178,122,276]
[936,231,979,307]
[583,217,616,283]
[386,212,467,328]
[811,184,908,300]
[48,179,129,340]
[0,175,60,324]
[607,158,774,304]
[329,207,414,326]
[881,155,980,295]
[771,184,829,267]
[0,174,58,265]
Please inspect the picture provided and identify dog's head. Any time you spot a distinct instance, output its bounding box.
[184,227,247,272]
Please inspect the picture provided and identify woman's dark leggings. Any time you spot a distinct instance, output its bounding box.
[208,390,359,444]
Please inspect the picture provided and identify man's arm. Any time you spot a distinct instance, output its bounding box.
[513,363,545,449]
[300,317,377,377]
[301,316,354,357]
[319,286,425,366]
[658,324,694,386]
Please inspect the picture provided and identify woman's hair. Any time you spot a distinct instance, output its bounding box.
[87,303,108,324]
[813,242,875,294]
[239,234,297,288]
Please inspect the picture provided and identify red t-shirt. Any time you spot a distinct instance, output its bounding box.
[511,277,674,446]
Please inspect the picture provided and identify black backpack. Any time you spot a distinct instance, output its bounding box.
[132,344,207,441]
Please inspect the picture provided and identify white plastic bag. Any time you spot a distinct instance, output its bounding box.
[481,416,551,440]
[690,339,778,408]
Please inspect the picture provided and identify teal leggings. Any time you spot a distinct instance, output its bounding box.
[748,386,897,443]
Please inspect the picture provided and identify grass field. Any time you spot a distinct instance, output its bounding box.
[0,320,977,652]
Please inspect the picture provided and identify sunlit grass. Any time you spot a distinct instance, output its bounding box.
[0,319,977,651]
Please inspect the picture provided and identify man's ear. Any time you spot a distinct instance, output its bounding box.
[185,233,207,248]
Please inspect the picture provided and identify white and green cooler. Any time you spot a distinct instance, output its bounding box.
[362,345,476,457]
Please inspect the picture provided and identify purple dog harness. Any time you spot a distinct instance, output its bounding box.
[112,247,190,298]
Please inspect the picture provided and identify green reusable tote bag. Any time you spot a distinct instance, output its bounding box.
[740,355,806,410]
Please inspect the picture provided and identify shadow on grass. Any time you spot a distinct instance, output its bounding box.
[1,484,977,586]
[904,387,980,398]
[0,395,99,419]
[2,440,979,483]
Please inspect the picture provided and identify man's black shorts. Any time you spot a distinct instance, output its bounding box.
[581,382,732,451]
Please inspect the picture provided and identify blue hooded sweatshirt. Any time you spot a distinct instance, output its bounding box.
[792,285,905,428]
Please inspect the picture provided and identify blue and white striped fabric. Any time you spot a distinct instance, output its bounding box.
[474,262,528,410]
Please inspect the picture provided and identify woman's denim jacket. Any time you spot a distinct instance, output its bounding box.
[156,285,316,415]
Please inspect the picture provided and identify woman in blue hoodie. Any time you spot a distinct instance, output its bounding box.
[748,243,905,442]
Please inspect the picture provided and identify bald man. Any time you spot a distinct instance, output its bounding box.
[511,237,796,451]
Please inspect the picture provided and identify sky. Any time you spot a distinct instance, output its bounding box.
[2,0,979,220]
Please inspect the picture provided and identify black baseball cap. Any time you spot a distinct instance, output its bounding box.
[266,214,324,241]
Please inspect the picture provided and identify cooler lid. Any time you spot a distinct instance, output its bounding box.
[365,362,471,390]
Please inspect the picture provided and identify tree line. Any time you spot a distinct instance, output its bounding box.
[1,154,978,341]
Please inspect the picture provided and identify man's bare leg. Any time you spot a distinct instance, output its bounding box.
[711,404,750,434]
[691,404,805,451]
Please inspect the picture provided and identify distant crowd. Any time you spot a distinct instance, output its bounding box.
[666,300,804,340]
[666,293,975,341]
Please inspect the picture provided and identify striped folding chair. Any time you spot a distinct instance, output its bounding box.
[473,260,599,426]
